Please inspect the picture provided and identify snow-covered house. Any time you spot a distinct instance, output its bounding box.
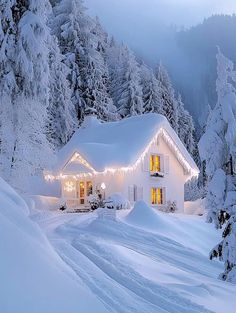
[45,113,199,212]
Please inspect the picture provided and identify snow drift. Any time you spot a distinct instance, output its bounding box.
[0,178,108,313]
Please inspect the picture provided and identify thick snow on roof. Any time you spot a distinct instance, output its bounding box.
[53,113,198,174]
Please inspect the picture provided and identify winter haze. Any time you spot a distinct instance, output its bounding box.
[85,0,236,122]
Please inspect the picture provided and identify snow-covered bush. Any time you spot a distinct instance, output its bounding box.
[185,177,206,202]
[105,193,131,210]
[158,201,177,213]
[87,193,104,210]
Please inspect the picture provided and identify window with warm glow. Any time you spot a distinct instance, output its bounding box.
[151,187,164,205]
[150,155,161,172]
[86,181,93,196]
[80,182,85,198]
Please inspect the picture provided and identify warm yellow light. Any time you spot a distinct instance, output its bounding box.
[64,181,76,192]
[151,188,163,205]
[150,155,161,172]
[101,182,106,190]
[157,188,163,205]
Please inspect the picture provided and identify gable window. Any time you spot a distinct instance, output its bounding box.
[150,155,161,172]
[151,187,164,205]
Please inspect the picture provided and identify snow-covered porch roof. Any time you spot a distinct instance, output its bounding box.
[45,113,199,180]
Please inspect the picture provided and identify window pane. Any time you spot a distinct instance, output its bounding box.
[86,181,93,196]
[156,155,161,172]
[150,155,155,172]
[151,188,156,205]
[80,182,85,198]
[157,188,163,205]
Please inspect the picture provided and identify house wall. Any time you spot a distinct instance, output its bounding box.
[61,136,192,212]
[118,136,188,212]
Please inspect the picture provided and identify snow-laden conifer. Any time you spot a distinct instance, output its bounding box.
[199,48,236,282]
[0,0,53,185]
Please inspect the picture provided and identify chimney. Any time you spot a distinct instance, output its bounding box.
[82,108,99,128]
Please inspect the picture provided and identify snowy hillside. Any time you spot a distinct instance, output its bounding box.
[0,178,108,313]
[30,201,236,313]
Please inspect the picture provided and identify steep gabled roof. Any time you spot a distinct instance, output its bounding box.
[48,113,199,177]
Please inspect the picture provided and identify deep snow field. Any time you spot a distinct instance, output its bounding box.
[31,201,236,313]
[2,178,236,313]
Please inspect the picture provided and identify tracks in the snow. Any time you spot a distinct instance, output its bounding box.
[47,218,214,313]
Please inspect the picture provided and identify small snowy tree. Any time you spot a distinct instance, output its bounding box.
[199,48,236,282]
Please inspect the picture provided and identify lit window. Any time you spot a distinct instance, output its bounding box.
[80,182,85,198]
[151,188,164,205]
[150,155,161,172]
[86,181,93,196]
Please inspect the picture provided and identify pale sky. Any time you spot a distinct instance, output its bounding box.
[85,0,236,28]
[84,0,236,56]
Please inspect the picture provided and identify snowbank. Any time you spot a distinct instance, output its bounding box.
[184,198,205,215]
[0,178,108,313]
[125,200,220,255]
[125,200,175,231]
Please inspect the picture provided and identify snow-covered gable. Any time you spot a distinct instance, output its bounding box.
[49,113,199,177]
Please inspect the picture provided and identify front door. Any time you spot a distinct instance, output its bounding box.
[77,180,93,206]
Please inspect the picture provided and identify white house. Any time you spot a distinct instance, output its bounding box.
[44,113,199,212]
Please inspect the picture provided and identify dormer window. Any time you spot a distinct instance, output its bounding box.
[150,154,161,173]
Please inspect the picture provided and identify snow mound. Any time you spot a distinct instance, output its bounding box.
[125,200,220,255]
[125,200,174,231]
[0,178,108,313]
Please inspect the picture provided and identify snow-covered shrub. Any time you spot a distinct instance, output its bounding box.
[105,193,131,210]
[185,177,206,201]
[159,201,177,213]
[87,193,104,210]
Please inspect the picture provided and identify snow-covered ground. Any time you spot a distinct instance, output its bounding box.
[30,200,236,313]
[0,178,109,313]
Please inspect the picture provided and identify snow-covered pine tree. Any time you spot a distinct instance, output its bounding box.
[51,0,85,120]
[155,62,178,132]
[115,46,144,117]
[79,16,117,121]
[0,0,53,186]
[176,93,196,157]
[52,0,117,122]
[106,37,124,113]
[140,64,162,114]
[47,34,77,149]
[0,0,17,179]
[199,48,236,283]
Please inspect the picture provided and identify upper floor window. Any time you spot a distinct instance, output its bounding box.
[150,154,161,172]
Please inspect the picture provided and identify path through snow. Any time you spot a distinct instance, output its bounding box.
[32,206,236,313]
